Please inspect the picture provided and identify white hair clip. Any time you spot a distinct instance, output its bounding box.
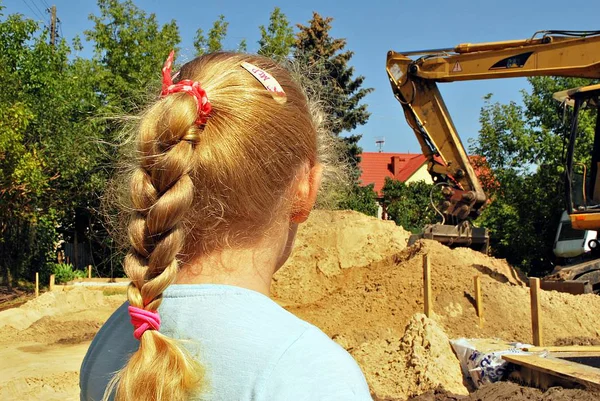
[241,62,287,104]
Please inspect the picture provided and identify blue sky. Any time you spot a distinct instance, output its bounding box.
[5,0,600,153]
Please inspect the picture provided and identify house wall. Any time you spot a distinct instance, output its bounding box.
[405,164,433,184]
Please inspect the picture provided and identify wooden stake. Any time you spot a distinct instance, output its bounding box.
[88,265,92,279]
[530,277,543,346]
[35,272,39,297]
[423,254,432,318]
[474,275,483,327]
[49,274,55,291]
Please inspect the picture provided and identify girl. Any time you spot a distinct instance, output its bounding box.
[80,51,372,401]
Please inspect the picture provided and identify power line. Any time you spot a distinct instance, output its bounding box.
[21,0,45,20]
[39,0,51,10]
[29,0,46,21]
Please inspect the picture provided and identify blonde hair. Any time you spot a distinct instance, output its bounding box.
[108,52,319,401]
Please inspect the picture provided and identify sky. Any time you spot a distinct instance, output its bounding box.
[5,0,600,153]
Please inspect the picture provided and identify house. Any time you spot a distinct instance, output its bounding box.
[359,152,432,219]
[358,152,494,219]
[359,152,432,196]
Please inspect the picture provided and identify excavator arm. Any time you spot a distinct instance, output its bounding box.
[386,31,600,249]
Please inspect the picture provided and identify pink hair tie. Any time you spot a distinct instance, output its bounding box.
[128,305,161,340]
[161,50,212,126]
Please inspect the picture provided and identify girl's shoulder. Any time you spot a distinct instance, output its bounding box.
[255,324,373,401]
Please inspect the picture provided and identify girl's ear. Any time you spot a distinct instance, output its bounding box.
[291,163,323,224]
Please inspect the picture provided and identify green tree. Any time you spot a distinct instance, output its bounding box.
[194,15,247,56]
[294,12,373,179]
[0,101,47,289]
[0,10,104,287]
[470,77,597,275]
[194,15,228,55]
[338,184,379,217]
[85,0,180,111]
[381,179,442,233]
[0,0,190,288]
[258,7,294,60]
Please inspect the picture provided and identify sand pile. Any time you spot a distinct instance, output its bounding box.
[0,287,125,401]
[352,314,469,400]
[0,286,116,331]
[0,287,123,346]
[1,370,82,401]
[272,210,410,304]
[272,214,600,399]
[283,239,600,349]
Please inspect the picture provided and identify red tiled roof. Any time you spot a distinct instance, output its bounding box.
[396,155,427,182]
[359,152,497,197]
[359,152,427,195]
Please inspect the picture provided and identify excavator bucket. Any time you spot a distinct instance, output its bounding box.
[408,224,490,254]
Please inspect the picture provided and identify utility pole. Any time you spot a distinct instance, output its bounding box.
[49,5,57,47]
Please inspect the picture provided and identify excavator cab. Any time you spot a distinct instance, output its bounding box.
[557,84,600,231]
[543,84,600,294]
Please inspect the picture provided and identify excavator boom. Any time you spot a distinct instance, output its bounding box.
[386,30,600,250]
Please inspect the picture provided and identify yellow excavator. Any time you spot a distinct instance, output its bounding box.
[544,83,600,292]
[386,30,600,255]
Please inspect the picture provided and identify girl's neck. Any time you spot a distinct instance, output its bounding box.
[175,246,279,296]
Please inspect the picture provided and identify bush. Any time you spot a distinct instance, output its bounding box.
[50,263,85,284]
[382,178,443,233]
[339,183,379,217]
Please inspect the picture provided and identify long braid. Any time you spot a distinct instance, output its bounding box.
[107,95,204,401]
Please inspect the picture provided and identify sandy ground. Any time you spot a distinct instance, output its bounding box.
[0,288,124,400]
[2,210,600,400]
[0,342,88,401]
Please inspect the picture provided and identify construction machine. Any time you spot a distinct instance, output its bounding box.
[553,210,597,265]
[544,83,600,293]
[386,30,600,255]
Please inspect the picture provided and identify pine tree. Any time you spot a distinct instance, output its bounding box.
[294,12,373,137]
[294,12,373,180]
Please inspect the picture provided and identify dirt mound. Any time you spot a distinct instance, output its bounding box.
[0,316,102,345]
[272,210,410,304]
[405,382,600,401]
[284,239,600,349]
[0,287,125,401]
[352,314,469,400]
[0,287,33,311]
[0,286,120,332]
[0,286,123,349]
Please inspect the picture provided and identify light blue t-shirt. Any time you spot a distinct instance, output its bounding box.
[80,284,372,401]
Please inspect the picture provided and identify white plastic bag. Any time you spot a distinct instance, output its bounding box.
[450,338,531,388]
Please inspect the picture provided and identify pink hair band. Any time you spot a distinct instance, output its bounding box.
[128,305,161,340]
